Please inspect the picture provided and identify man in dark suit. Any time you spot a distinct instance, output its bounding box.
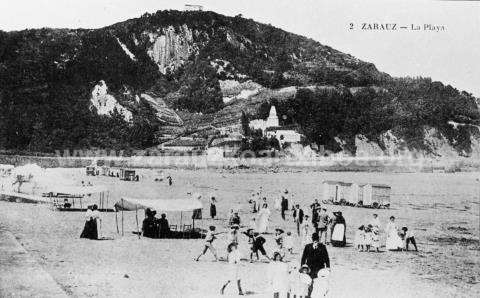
[301,232,330,279]
[281,195,289,220]
[294,204,304,235]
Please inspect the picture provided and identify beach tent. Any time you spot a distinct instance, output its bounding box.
[114,197,202,212]
[114,197,203,237]
[42,185,111,211]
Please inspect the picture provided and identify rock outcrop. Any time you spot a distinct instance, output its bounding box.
[90,80,132,122]
[145,25,197,74]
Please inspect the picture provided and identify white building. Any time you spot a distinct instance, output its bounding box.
[249,106,280,132]
[250,105,302,144]
[184,4,203,11]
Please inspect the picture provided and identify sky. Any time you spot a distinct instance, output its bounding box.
[0,0,479,96]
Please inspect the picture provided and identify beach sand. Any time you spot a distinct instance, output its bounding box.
[0,168,478,297]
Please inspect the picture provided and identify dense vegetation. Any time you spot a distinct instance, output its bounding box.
[0,10,478,155]
[256,78,479,154]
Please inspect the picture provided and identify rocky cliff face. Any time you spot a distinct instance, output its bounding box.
[145,24,198,74]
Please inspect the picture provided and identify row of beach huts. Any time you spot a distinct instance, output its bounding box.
[322,180,391,209]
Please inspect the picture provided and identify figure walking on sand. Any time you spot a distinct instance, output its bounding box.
[220,242,244,295]
[256,203,271,233]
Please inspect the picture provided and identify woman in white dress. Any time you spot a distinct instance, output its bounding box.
[385,216,403,250]
[256,203,271,233]
[300,215,312,247]
[274,192,282,211]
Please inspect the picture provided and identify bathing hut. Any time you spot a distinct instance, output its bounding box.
[119,169,136,181]
[348,183,365,205]
[322,181,352,204]
[361,183,391,208]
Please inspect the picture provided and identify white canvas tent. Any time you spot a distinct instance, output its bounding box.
[114,197,202,212]
[42,185,110,211]
[114,197,203,237]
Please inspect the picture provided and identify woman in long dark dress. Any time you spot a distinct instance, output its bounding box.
[330,211,346,247]
[80,205,99,240]
[210,197,217,219]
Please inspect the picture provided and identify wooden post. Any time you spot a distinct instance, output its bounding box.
[121,199,124,236]
[180,211,183,230]
[106,192,109,211]
[115,210,119,234]
[135,206,140,239]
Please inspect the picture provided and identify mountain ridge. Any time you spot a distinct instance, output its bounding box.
[0,10,478,157]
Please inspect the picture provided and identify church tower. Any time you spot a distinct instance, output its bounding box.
[266,105,279,127]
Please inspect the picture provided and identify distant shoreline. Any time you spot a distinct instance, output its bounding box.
[1,154,479,173]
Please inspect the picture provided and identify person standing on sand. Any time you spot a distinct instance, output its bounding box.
[385,216,403,251]
[317,208,329,244]
[310,199,321,224]
[281,192,289,220]
[196,226,223,261]
[256,203,271,233]
[274,191,282,211]
[301,233,330,297]
[293,204,304,236]
[220,242,244,295]
[330,211,346,247]
[210,196,217,219]
[269,252,289,298]
[80,204,100,240]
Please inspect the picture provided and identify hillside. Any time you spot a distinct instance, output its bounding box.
[0,10,478,156]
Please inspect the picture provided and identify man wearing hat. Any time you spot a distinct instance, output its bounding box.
[301,232,330,279]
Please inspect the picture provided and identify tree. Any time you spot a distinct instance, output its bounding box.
[241,111,250,136]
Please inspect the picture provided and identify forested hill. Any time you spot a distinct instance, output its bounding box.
[0,10,478,156]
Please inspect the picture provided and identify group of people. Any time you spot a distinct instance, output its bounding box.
[354,214,419,252]
[141,208,171,239]
[217,229,331,297]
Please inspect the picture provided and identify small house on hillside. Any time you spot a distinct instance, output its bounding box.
[207,138,243,158]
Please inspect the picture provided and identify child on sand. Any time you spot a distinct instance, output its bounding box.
[196,226,222,261]
[220,242,244,295]
[274,229,286,261]
[371,226,380,252]
[269,252,289,298]
[401,227,418,251]
[354,225,365,252]
[364,225,373,252]
[284,231,294,254]
[293,265,312,298]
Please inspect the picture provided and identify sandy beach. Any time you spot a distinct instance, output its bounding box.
[0,168,479,297]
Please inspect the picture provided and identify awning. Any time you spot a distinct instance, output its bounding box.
[114,197,203,212]
[43,185,108,195]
